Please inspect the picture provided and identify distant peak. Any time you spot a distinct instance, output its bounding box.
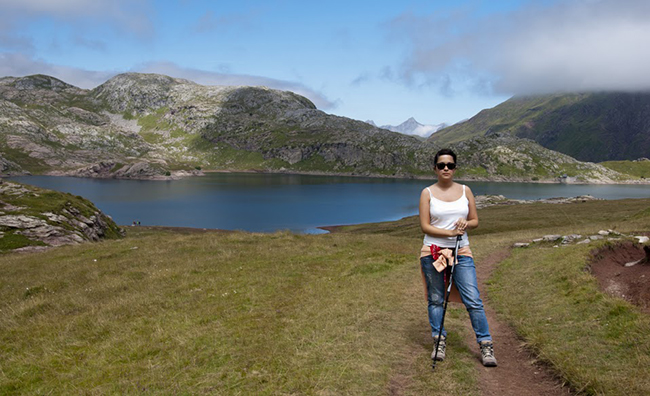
[380,117,445,137]
[397,117,422,127]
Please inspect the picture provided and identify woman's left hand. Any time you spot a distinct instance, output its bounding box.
[455,218,468,232]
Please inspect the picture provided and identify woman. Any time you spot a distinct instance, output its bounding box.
[419,148,497,367]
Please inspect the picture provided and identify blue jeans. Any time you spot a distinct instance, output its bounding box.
[420,254,492,343]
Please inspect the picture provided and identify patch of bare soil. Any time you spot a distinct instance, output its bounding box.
[458,249,572,395]
[588,241,650,314]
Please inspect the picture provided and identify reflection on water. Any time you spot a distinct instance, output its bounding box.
[8,173,650,233]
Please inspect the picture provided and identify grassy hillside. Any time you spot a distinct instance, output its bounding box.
[600,159,650,179]
[431,94,587,145]
[431,92,650,163]
[0,229,479,395]
[1,198,649,394]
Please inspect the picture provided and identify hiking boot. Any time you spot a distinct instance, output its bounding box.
[479,340,497,367]
[431,336,446,361]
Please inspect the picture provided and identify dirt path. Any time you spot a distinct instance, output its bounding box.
[458,249,572,396]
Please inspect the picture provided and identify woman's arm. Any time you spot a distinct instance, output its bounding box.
[454,186,479,231]
[419,188,463,237]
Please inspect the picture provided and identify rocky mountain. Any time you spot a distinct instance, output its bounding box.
[0,179,122,252]
[0,73,635,183]
[0,73,438,179]
[430,92,650,163]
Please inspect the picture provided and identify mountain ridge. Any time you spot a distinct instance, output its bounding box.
[0,73,638,184]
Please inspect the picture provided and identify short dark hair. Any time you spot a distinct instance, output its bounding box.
[434,148,457,165]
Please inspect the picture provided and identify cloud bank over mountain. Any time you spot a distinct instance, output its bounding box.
[387,0,650,95]
[0,54,336,110]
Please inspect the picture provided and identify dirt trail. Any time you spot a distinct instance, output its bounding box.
[458,249,572,396]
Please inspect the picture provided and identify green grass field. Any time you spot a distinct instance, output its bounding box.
[1,199,649,394]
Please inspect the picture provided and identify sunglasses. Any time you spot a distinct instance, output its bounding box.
[435,162,456,170]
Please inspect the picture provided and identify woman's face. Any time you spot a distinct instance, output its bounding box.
[435,154,456,180]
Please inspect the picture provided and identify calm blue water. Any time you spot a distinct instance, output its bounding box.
[8,173,650,233]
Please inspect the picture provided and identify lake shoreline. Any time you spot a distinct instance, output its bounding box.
[122,194,618,235]
[8,174,650,234]
[5,167,645,185]
[202,168,650,185]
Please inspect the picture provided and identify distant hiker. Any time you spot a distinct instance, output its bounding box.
[419,148,497,367]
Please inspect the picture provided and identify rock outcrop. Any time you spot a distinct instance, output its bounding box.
[0,180,123,252]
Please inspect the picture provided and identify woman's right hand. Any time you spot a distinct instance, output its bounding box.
[449,228,465,237]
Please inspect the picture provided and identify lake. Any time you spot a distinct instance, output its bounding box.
[8,173,650,233]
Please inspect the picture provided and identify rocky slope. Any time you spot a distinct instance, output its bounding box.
[430,92,650,163]
[0,179,123,252]
[448,132,624,183]
[0,73,636,183]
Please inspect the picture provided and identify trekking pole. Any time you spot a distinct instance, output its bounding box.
[432,235,463,371]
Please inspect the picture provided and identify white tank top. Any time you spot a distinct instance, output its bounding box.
[423,185,470,248]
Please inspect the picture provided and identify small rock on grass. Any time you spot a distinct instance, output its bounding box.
[513,243,530,248]
[634,236,649,244]
[562,234,582,244]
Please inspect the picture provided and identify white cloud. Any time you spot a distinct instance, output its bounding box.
[387,0,650,95]
[137,61,336,109]
[0,0,154,38]
[0,53,115,88]
[412,125,438,138]
[0,54,336,110]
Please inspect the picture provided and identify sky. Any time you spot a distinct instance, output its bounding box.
[1,0,650,130]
